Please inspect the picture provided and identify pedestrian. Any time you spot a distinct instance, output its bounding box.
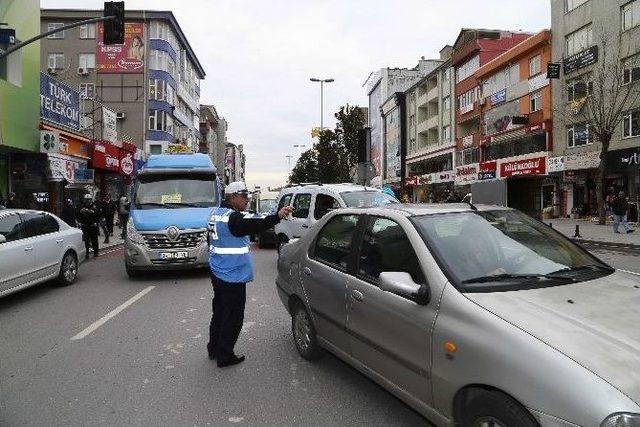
[207,181,293,367]
[612,191,635,234]
[96,194,110,244]
[5,192,18,209]
[118,194,129,239]
[103,194,116,239]
[61,198,77,227]
[76,194,100,258]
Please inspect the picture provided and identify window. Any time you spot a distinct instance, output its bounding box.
[79,23,96,39]
[443,125,451,142]
[566,0,589,12]
[149,144,163,155]
[292,193,311,218]
[456,55,480,83]
[42,215,60,234]
[149,21,179,53]
[623,54,640,84]
[47,23,64,39]
[530,91,542,112]
[22,213,56,238]
[312,214,359,270]
[149,50,176,76]
[567,123,591,147]
[623,0,640,30]
[314,194,341,220]
[567,77,593,101]
[409,114,415,127]
[456,147,479,165]
[0,214,24,243]
[79,83,95,99]
[443,96,451,111]
[358,217,425,285]
[565,25,593,56]
[529,55,541,76]
[78,53,95,69]
[481,64,520,97]
[48,53,65,70]
[458,87,478,113]
[148,110,173,133]
[623,110,640,138]
[444,67,451,82]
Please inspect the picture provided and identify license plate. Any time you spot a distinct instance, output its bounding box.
[159,251,188,259]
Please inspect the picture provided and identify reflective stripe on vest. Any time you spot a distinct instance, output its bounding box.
[211,246,249,255]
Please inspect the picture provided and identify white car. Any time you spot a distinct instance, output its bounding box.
[274,183,397,248]
[0,209,85,297]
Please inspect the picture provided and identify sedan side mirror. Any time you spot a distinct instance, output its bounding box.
[379,271,430,305]
[0,235,6,244]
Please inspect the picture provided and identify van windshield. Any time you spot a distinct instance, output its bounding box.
[134,173,219,209]
[259,199,277,214]
[340,191,398,208]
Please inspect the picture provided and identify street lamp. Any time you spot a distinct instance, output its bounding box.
[309,77,334,131]
[285,155,293,174]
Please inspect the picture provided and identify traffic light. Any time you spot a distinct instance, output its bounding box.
[103,1,125,45]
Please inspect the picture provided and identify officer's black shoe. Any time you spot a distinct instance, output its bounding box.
[93,252,99,258]
[217,354,245,368]
[207,344,216,360]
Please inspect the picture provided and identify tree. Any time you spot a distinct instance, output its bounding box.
[562,30,640,224]
[334,104,366,177]
[316,129,345,183]
[289,148,318,184]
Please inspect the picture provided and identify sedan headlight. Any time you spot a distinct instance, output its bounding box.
[126,218,144,244]
[602,413,640,427]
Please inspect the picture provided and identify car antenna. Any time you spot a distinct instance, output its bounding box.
[462,193,477,211]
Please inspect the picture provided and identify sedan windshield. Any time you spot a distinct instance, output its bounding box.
[413,209,612,291]
[135,173,219,209]
[340,191,398,208]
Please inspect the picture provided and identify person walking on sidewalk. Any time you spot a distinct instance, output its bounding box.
[206,181,293,367]
[61,199,77,227]
[612,191,635,234]
[77,194,100,258]
[102,194,116,240]
[118,194,129,239]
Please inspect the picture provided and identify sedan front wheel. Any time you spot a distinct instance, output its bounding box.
[462,390,538,427]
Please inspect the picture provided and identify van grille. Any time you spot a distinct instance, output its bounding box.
[143,231,205,249]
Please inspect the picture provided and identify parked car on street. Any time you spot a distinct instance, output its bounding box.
[274,183,397,251]
[275,203,640,426]
[257,192,279,248]
[0,209,85,297]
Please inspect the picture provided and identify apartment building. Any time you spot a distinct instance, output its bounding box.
[473,30,554,218]
[403,46,456,202]
[224,142,245,186]
[551,0,640,219]
[199,104,227,177]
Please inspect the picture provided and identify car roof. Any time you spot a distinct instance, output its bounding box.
[280,183,380,194]
[326,203,512,216]
[0,209,48,215]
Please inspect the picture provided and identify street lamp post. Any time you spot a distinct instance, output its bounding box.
[309,78,334,131]
[285,155,293,175]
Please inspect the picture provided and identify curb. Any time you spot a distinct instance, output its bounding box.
[571,238,640,253]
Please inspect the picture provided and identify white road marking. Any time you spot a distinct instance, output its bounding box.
[70,286,155,341]
[228,417,244,423]
[620,269,640,276]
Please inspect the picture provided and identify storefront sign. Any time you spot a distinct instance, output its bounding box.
[404,176,420,187]
[72,168,95,184]
[490,89,506,106]
[120,151,135,176]
[500,155,546,178]
[102,107,118,144]
[479,161,497,180]
[421,170,454,185]
[547,63,561,79]
[606,147,640,172]
[564,150,601,170]
[47,154,87,181]
[96,22,145,73]
[547,156,565,173]
[528,73,549,93]
[485,100,520,136]
[563,45,598,75]
[93,140,121,172]
[40,72,80,130]
[40,130,61,153]
[455,163,479,185]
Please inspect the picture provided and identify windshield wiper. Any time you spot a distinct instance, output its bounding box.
[546,264,614,277]
[166,202,202,208]
[137,202,174,209]
[461,273,550,284]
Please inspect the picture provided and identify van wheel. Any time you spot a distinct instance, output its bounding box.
[462,390,538,427]
[292,303,322,360]
[126,266,142,278]
[56,251,78,286]
[276,234,289,255]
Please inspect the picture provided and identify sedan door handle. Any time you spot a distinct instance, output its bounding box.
[302,224,309,228]
[56,238,64,243]
[302,267,312,276]
[24,247,33,252]
[351,289,364,302]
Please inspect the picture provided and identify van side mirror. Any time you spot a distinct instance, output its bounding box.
[379,272,430,305]
[0,235,6,244]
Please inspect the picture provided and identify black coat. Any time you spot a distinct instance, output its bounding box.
[61,205,77,226]
[77,203,100,228]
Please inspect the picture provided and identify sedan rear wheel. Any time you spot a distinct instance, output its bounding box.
[292,304,321,360]
[56,251,78,286]
[462,390,537,427]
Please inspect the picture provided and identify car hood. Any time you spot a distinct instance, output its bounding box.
[131,207,214,231]
[465,270,640,405]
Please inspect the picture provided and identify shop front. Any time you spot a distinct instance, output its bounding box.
[419,170,455,202]
[499,152,548,218]
[454,163,479,198]
[93,140,123,199]
[606,147,640,222]
[561,150,601,218]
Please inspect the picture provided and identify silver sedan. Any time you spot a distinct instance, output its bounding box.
[275,204,640,427]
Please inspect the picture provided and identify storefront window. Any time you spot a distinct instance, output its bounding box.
[623,110,640,138]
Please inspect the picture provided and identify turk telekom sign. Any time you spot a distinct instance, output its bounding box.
[40,72,80,130]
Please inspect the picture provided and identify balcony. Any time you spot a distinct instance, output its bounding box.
[417,119,429,135]
[426,115,439,130]
[426,86,438,101]
[417,92,429,108]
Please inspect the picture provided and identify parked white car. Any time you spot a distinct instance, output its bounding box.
[0,209,85,297]
[274,183,397,249]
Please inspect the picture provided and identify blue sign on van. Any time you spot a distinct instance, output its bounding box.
[40,72,80,130]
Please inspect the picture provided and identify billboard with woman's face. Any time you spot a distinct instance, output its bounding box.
[96,22,145,73]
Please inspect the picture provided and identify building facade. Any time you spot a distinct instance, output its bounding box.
[404,46,456,202]
[550,0,640,220]
[224,142,245,186]
[473,30,554,218]
[199,104,227,177]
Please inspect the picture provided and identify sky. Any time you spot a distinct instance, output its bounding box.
[41,0,551,190]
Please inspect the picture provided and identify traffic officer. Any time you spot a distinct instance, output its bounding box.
[207,181,293,367]
[77,194,100,258]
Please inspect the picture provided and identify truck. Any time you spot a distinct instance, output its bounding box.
[124,153,221,277]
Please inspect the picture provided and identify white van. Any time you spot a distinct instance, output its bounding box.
[274,183,397,248]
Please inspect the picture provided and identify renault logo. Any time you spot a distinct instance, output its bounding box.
[167,226,180,241]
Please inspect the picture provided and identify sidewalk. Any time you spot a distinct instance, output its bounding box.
[547,218,639,248]
[95,223,125,253]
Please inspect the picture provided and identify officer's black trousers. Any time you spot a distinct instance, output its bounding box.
[208,274,246,362]
[82,226,99,256]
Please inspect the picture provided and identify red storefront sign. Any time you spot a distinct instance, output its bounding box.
[93,140,120,172]
[120,142,136,176]
[404,176,420,187]
[500,156,546,178]
[479,161,497,180]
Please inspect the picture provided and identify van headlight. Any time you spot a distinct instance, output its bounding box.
[602,413,640,427]
[127,218,144,244]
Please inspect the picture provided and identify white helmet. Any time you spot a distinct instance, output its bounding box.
[225,181,249,195]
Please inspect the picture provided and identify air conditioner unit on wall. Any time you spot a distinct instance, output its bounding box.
[47,67,57,74]
[116,112,126,120]
[77,67,88,75]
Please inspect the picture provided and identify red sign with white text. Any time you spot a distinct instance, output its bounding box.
[93,141,120,172]
[500,156,546,178]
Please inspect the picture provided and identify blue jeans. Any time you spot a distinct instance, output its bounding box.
[613,214,632,233]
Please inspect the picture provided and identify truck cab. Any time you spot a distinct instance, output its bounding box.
[124,153,221,277]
